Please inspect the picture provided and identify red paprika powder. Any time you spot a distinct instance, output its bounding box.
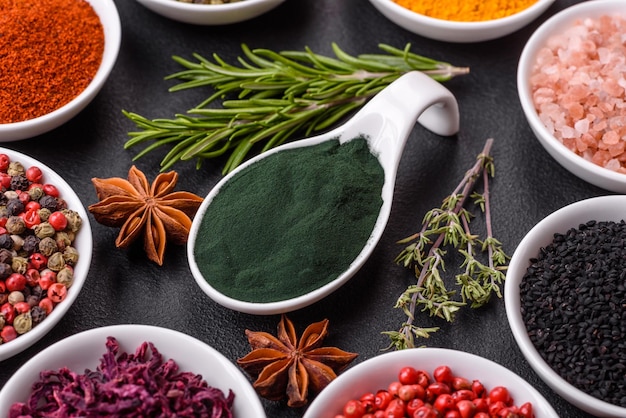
[0,0,105,124]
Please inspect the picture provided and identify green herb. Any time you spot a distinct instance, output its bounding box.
[383,138,509,350]
[123,43,469,174]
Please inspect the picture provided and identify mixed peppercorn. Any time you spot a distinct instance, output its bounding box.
[334,365,534,418]
[0,154,81,344]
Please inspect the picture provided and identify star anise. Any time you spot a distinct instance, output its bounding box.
[237,315,358,407]
[88,165,203,266]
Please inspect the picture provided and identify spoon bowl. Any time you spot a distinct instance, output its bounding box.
[188,71,460,314]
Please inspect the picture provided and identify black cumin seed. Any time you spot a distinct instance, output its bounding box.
[519,220,626,407]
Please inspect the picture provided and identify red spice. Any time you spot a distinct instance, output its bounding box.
[0,0,105,124]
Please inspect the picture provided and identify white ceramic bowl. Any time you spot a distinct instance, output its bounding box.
[135,0,286,25]
[368,0,555,43]
[0,324,266,417]
[0,0,121,142]
[0,148,93,362]
[505,195,626,417]
[304,347,559,418]
[518,0,626,193]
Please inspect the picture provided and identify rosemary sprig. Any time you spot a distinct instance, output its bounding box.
[383,138,509,350]
[123,43,469,174]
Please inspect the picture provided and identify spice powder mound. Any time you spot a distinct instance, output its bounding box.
[0,0,105,124]
[394,0,538,22]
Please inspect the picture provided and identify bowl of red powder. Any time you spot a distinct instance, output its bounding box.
[505,195,626,416]
[0,0,121,142]
[518,0,626,193]
[368,0,555,43]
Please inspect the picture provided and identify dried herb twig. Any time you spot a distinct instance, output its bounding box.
[123,43,469,174]
[383,138,509,350]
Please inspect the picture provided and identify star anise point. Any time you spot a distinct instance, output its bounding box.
[237,314,358,407]
[88,165,203,265]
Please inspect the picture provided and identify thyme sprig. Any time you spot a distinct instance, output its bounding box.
[123,43,469,174]
[383,138,509,350]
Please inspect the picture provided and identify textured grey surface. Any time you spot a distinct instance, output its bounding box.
[0,0,600,417]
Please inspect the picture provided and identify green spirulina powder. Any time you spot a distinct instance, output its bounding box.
[194,135,385,303]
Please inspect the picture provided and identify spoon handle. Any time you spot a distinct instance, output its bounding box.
[344,70,460,179]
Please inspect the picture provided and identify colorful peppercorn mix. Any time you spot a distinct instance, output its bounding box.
[0,154,81,344]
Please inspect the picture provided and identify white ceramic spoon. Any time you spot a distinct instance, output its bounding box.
[187,71,460,314]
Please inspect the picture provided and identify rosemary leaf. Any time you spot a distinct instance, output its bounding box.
[123,43,469,173]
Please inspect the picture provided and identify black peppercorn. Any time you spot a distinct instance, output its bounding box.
[22,235,40,254]
[30,306,46,324]
[6,198,24,216]
[0,234,13,250]
[0,248,12,264]
[30,285,44,299]
[0,262,12,279]
[10,174,30,191]
[38,195,59,212]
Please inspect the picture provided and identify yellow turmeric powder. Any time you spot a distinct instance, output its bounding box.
[394,0,539,22]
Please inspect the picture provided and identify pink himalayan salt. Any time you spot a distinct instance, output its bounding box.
[530,14,626,173]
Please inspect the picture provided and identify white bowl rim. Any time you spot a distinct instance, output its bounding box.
[0,148,93,362]
[0,324,266,417]
[505,195,626,416]
[304,347,559,418]
[517,0,626,189]
[0,0,121,140]
[138,0,283,10]
[369,0,556,29]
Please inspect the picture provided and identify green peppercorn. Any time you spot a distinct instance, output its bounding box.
[38,237,58,257]
[28,186,44,201]
[6,216,25,235]
[63,246,79,266]
[11,256,28,274]
[34,222,55,239]
[57,266,73,287]
[47,252,65,271]
[13,312,32,335]
[61,209,82,233]
[38,207,51,222]
[7,161,25,177]
[55,231,71,250]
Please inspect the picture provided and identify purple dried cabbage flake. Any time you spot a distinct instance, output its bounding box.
[9,336,235,418]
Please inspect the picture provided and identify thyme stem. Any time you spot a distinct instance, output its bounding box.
[384,138,509,350]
